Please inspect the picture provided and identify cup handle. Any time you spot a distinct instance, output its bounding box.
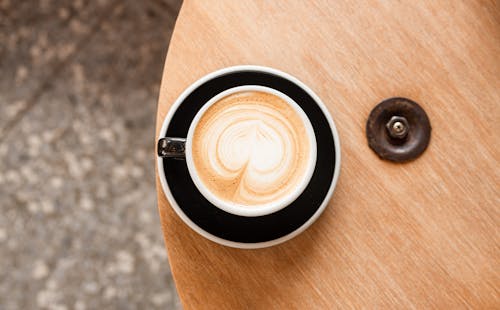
[157,137,186,159]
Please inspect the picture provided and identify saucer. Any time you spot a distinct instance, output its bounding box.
[157,65,341,248]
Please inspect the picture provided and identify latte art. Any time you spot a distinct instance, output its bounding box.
[191,91,314,208]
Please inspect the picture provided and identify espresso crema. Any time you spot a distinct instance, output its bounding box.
[191,91,314,208]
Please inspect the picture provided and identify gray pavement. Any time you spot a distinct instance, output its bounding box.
[0,0,183,309]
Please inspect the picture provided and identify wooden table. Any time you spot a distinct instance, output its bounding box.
[156,1,499,308]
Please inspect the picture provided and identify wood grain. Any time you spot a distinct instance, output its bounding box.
[155,1,500,308]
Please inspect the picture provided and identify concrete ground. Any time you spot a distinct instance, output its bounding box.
[0,0,182,309]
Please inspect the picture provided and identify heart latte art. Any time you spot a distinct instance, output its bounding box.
[191,91,314,208]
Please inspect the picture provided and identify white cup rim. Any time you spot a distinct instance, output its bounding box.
[185,85,317,217]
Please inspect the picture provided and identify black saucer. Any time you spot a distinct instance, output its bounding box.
[161,69,337,244]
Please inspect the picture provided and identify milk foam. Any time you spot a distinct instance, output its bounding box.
[191,91,313,207]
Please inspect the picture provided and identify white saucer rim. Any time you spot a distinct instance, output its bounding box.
[157,65,341,249]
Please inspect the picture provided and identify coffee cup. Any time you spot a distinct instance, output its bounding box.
[157,65,340,248]
[159,85,317,217]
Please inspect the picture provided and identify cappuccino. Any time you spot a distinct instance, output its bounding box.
[191,90,314,208]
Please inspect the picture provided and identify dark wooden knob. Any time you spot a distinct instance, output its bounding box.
[366,97,431,162]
